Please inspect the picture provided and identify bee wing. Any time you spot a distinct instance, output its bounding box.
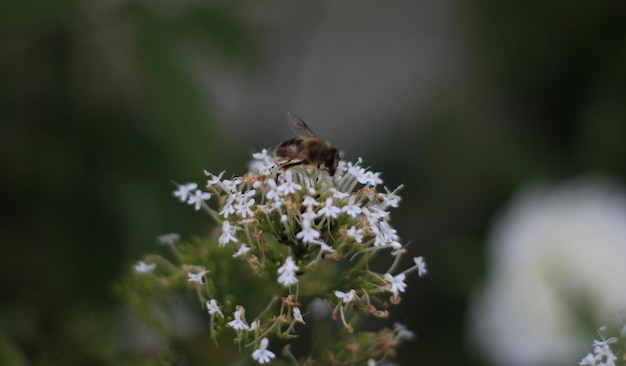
[286,112,318,138]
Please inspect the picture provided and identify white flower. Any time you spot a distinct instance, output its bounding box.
[367,359,376,366]
[233,244,251,258]
[414,256,427,277]
[234,190,256,218]
[335,289,356,303]
[206,299,224,318]
[205,170,225,186]
[300,208,318,223]
[329,187,349,199]
[578,353,595,366]
[252,148,271,161]
[347,163,369,184]
[157,233,180,245]
[470,178,626,366]
[252,337,275,364]
[580,327,618,366]
[218,221,240,246]
[393,322,415,341]
[187,270,206,284]
[371,221,400,248]
[346,226,363,243]
[363,170,382,186]
[222,178,241,192]
[380,185,402,208]
[173,183,197,202]
[277,256,299,287]
[277,170,302,195]
[363,205,390,221]
[318,197,341,219]
[293,307,305,324]
[384,273,406,298]
[227,308,250,331]
[187,189,212,210]
[134,261,156,273]
[265,178,280,201]
[341,196,362,218]
[296,219,320,244]
[219,194,236,218]
[302,195,320,208]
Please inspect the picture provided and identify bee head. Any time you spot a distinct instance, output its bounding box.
[325,147,340,176]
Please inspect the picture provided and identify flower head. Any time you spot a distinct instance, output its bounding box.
[335,289,356,303]
[187,270,206,284]
[134,261,156,273]
[384,273,407,298]
[206,299,224,318]
[227,307,250,332]
[173,183,197,202]
[252,337,275,364]
[277,256,299,287]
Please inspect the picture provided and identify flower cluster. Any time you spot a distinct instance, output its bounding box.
[135,149,427,364]
[579,326,623,366]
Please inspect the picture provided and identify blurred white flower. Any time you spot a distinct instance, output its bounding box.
[470,178,626,366]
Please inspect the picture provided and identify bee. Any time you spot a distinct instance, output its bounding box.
[275,113,340,176]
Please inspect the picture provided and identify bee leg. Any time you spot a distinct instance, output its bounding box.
[280,160,306,171]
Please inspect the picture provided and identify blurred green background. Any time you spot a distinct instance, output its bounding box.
[1,0,625,365]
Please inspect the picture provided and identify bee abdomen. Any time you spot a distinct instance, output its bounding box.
[275,138,304,159]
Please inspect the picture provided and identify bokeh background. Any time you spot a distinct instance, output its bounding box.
[2,0,626,365]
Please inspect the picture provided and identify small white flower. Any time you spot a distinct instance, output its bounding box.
[367,359,377,366]
[252,337,275,364]
[393,322,415,341]
[414,256,427,277]
[317,241,333,253]
[227,308,250,331]
[578,353,596,366]
[384,273,407,298]
[157,233,180,245]
[293,307,305,324]
[187,189,212,210]
[219,194,236,218]
[341,196,362,218]
[277,256,299,287]
[206,299,224,318]
[233,244,251,258]
[348,163,369,184]
[234,190,256,218]
[252,148,271,161]
[318,197,341,219]
[302,195,320,208]
[188,270,206,284]
[380,185,402,208]
[222,178,241,192]
[363,206,390,221]
[335,289,356,303]
[265,179,280,201]
[277,170,302,195]
[296,219,321,244]
[219,221,240,246]
[249,319,260,331]
[329,187,349,199]
[173,183,198,202]
[371,221,400,248]
[300,207,318,223]
[346,226,363,243]
[134,261,156,273]
[363,170,382,186]
[205,170,225,186]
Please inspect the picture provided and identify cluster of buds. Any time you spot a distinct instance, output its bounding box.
[134,149,427,364]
